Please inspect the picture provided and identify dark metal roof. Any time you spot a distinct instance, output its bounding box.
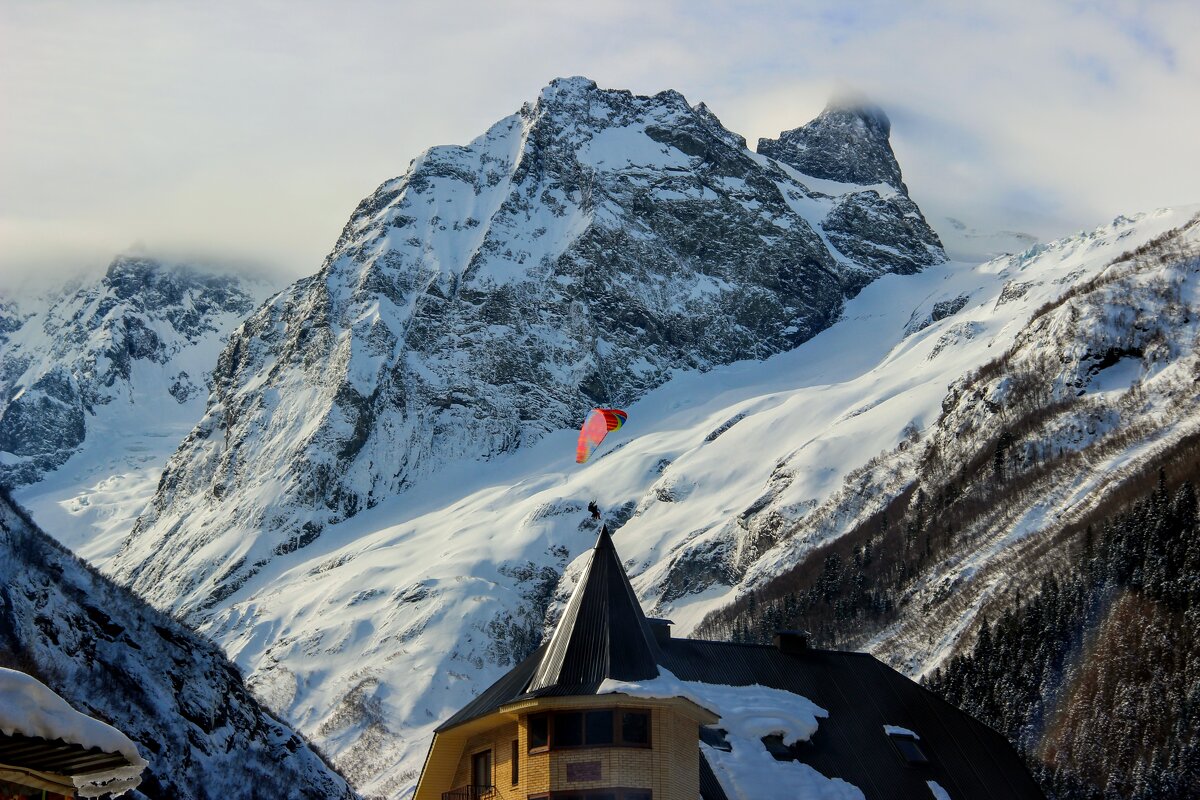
[0,730,133,777]
[525,526,659,694]
[436,644,548,733]
[659,638,1044,800]
[434,527,1043,799]
[698,750,730,800]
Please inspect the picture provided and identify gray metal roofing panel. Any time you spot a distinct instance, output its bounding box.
[526,526,659,693]
[435,645,547,733]
[658,639,1044,800]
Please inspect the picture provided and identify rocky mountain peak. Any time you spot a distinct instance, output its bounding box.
[758,96,907,192]
[113,76,944,640]
[0,258,274,487]
[823,96,892,136]
[535,75,600,103]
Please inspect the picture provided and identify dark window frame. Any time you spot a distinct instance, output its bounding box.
[526,708,653,753]
[470,747,493,790]
[887,733,930,766]
[511,738,519,785]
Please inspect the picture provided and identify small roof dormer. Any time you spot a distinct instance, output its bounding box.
[525,525,659,694]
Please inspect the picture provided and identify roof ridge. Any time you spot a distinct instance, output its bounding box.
[525,523,659,693]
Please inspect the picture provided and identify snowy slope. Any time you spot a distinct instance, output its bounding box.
[114,203,1197,796]
[0,255,275,560]
[110,76,942,622]
[0,489,357,800]
[15,75,1187,797]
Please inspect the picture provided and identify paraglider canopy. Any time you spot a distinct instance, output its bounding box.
[576,408,627,463]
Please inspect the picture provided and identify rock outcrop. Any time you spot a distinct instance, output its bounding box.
[113,78,945,621]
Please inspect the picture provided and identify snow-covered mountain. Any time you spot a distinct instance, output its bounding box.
[0,255,275,560]
[166,206,1193,797]
[17,75,1193,798]
[111,77,943,616]
[0,488,357,799]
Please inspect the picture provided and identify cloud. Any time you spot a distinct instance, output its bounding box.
[1,0,1197,278]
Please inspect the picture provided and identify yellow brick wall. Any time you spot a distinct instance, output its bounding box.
[451,722,522,800]
[438,700,703,800]
[543,707,699,800]
[519,710,551,795]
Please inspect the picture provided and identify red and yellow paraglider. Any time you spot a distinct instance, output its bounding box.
[575,408,627,463]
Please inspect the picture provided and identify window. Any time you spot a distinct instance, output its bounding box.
[554,711,584,747]
[585,710,614,745]
[888,733,929,765]
[620,711,649,745]
[700,726,731,752]
[529,713,549,750]
[471,749,492,789]
[761,733,796,761]
[511,739,519,784]
[527,709,652,751]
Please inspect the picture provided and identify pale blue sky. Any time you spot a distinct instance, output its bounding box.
[2,0,1197,277]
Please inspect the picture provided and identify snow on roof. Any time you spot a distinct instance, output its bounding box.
[598,667,864,799]
[927,779,953,799]
[0,668,148,797]
[883,724,920,739]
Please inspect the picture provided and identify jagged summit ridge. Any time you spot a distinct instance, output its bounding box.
[758,98,905,192]
[113,77,945,631]
[0,256,272,487]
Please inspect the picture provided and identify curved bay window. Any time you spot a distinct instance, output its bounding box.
[526,709,651,752]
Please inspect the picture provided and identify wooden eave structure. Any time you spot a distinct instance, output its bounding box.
[0,729,134,794]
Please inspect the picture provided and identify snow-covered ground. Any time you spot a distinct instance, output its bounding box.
[15,359,226,562]
[15,206,1198,797]
[3,257,275,560]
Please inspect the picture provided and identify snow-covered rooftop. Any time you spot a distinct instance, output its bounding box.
[599,668,864,799]
[0,667,147,797]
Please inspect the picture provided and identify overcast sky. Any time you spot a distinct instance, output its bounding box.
[2,0,1197,280]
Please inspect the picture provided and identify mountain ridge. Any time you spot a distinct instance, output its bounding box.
[0,487,358,800]
[112,77,945,624]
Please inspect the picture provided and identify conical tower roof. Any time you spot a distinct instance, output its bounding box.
[526,525,659,693]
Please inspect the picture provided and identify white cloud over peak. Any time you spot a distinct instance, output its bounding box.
[1,0,1196,277]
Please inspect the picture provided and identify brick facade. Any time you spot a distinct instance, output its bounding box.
[420,696,710,800]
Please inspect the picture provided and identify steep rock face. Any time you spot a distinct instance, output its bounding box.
[0,256,271,487]
[690,209,1200,673]
[758,101,905,190]
[113,77,945,619]
[759,101,943,275]
[0,489,357,800]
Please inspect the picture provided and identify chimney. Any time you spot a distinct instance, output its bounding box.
[647,618,673,644]
[773,630,811,655]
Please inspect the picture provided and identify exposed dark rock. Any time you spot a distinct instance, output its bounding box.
[758,99,905,191]
[0,257,268,487]
[113,77,946,625]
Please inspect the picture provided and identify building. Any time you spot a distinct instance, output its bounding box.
[0,668,147,799]
[414,526,1044,800]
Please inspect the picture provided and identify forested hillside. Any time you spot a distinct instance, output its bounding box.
[693,214,1200,798]
[928,460,1200,799]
